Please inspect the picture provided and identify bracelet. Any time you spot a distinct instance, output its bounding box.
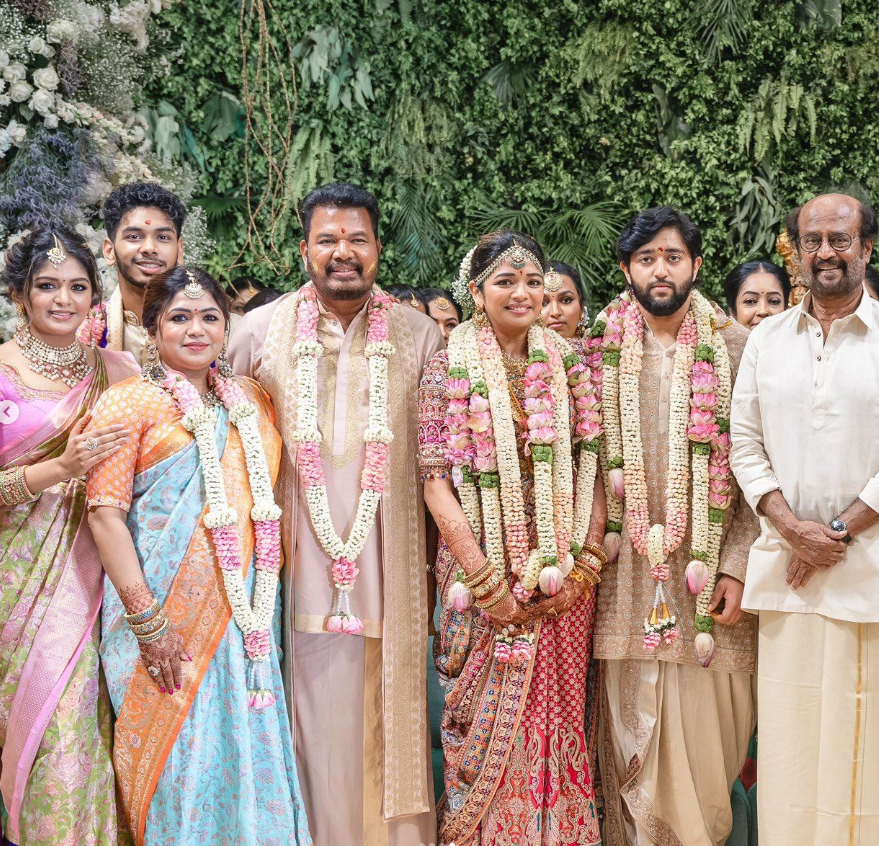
[124,599,160,625]
[582,542,608,565]
[461,559,494,588]
[130,613,168,636]
[135,618,169,644]
[476,581,510,610]
[0,466,37,508]
[470,569,503,600]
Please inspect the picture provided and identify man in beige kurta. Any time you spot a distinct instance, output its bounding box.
[596,207,758,846]
[229,183,442,846]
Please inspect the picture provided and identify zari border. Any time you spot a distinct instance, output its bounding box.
[439,621,541,845]
[113,382,280,846]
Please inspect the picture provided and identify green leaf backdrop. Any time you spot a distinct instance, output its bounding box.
[142,0,878,310]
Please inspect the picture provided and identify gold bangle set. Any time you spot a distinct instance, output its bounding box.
[462,560,502,600]
[124,598,169,643]
[476,580,510,610]
[0,466,36,507]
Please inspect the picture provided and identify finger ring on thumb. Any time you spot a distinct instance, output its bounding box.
[85,436,98,451]
[148,666,160,677]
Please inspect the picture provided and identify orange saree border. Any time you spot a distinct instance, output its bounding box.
[113,382,280,845]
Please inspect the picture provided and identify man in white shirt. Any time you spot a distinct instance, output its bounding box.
[731,193,879,846]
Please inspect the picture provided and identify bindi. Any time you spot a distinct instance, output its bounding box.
[656,247,664,252]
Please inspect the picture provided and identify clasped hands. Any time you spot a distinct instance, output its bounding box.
[783,519,849,590]
[484,578,588,629]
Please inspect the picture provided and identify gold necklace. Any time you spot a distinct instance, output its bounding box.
[14,322,92,388]
[501,348,527,378]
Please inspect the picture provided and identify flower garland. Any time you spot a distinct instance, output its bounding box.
[154,368,282,709]
[444,319,603,664]
[291,283,394,634]
[595,290,732,664]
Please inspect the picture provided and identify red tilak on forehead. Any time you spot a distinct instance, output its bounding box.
[144,220,151,226]
[656,247,664,252]
[340,228,346,234]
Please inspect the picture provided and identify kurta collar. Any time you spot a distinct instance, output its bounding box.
[797,288,876,332]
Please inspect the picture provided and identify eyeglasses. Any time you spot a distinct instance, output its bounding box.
[797,233,859,253]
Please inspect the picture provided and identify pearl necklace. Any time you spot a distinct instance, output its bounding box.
[14,323,92,388]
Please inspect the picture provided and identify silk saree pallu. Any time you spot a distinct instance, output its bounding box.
[0,353,127,846]
[90,377,311,846]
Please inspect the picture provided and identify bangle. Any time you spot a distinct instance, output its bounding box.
[130,613,167,636]
[470,569,503,600]
[124,599,160,625]
[476,581,510,610]
[0,466,37,507]
[572,562,601,587]
[582,542,607,565]
[135,618,169,644]
[461,559,494,588]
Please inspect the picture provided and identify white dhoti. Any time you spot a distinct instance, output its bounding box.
[600,658,755,846]
[292,632,436,846]
[758,611,879,846]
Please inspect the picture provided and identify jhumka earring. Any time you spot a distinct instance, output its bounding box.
[14,301,26,320]
[473,302,488,329]
[143,341,165,381]
[217,341,232,378]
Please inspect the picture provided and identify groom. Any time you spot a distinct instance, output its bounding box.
[228,182,442,846]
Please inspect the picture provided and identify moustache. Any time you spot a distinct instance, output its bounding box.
[328,262,363,274]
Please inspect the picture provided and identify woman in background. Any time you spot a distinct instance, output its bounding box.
[541,260,588,338]
[724,260,790,330]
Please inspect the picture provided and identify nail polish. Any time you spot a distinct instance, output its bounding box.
[159,687,165,693]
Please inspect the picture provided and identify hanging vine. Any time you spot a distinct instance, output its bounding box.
[236,0,297,273]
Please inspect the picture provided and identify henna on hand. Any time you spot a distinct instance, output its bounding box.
[119,579,155,615]
[438,515,485,573]
[138,628,190,694]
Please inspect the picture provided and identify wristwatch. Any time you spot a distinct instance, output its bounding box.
[829,518,854,544]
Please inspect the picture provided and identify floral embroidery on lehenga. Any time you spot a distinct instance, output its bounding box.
[419,350,601,846]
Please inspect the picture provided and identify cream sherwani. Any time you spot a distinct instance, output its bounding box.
[596,309,758,846]
[228,289,443,846]
[731,288,879,846]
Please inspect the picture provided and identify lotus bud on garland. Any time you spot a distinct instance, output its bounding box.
[594,290,733,664]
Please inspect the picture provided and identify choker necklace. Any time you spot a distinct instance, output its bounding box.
[14,323,92,388]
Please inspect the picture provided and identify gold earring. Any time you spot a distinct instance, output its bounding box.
[14,302,26,320]
[217,343,232,378]
[473,305,488,329]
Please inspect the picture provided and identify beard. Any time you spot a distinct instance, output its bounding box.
[307,257,376,300]
[804,254,865,298]
[628,274,697,317]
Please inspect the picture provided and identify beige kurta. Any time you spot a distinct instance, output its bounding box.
[228,289,443,845]
[105,285,148,365]
[596,307,758,846]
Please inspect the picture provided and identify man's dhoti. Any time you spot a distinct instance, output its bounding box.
[600,658,755,846]
[758,611,879,846]
[292,632,436,846]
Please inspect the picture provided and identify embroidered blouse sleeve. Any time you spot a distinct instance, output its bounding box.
[418,350,449,482]
[86,383,145,511]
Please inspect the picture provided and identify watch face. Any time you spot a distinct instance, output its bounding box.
[830,519,846,532]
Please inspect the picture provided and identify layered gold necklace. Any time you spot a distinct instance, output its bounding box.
[14,322,92,388]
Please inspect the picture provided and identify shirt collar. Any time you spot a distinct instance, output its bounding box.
[797,287,876,332]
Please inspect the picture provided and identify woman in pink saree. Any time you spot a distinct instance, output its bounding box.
[0,228,137,846]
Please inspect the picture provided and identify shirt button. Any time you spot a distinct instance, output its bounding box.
[329,319,338,327]
[816,331,821,337]
[817,355,822,361]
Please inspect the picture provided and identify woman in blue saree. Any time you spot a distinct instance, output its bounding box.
[86,267,311,846]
